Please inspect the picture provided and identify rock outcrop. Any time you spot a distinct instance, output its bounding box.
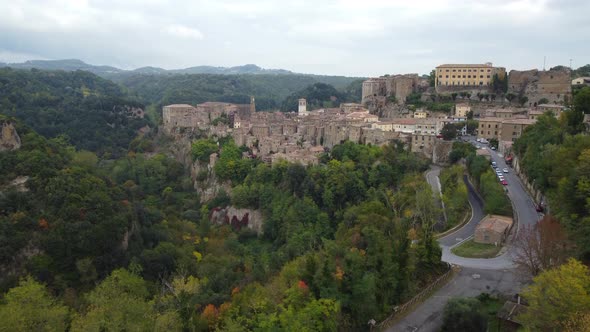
[209,206,264,234]
[0,120,21,151]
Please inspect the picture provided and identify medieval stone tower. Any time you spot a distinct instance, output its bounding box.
[250,96,256,114]
[298,98,308,116]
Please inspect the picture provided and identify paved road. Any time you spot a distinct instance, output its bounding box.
[387,137,540,331]
[389,267,523,332]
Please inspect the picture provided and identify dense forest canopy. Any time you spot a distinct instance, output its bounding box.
[0,68,149,157]
[112,72,362,113]
[0,110,443,330]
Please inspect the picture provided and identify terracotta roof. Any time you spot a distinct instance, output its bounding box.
[538,104,565,109]
[502,118,536,125]
[477,215,513,233]
[437,63,494,68]
[164,104,194,108]
[390,118,418,125]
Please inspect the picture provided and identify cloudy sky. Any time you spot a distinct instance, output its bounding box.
[1,0,589,77]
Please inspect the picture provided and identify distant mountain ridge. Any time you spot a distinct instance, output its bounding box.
[1,59,296,76]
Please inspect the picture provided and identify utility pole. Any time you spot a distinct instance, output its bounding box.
[543,56,546,71]
[569,58,573,70]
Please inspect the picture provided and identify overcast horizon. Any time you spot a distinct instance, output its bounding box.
[1,0,589,77]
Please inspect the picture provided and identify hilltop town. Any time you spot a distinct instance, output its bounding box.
[162,62,584,166]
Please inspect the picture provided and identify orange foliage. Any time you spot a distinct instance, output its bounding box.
[298,280,309,291]
[334,266,344,281]
[231,287,240,296]
[38,218,49,230]
[201,304,219,328]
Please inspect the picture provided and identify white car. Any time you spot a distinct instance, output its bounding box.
[503,168,509,173]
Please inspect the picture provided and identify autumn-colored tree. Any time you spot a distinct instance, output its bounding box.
[512,215,572,277]
[201,304,219,330]
[519,258,590,331]
[564,312,590,332]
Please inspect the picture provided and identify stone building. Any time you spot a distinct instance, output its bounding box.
[162,104,200,128]
[508,68,571,105]
[455,103,471,118]
[500,118,536,142]
[573,77,590,87]
[361,74,423,105]
[411,134,436,155]
[478,118,503,140]
[474,214,513,245]
[537,104,565,117]
[435,63,506,92]
[477,117,536,142]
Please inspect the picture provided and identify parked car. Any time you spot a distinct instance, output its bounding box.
[503,168,509,173]
[491,146,496,150]
[491,161,497,168]
[501,180,508,185]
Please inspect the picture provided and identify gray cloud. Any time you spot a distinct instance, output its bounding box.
[0,0,588,76]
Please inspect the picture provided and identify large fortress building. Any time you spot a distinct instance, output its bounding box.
[361,74,427,105]
[435,63,506,92]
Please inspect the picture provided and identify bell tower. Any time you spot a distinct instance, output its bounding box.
[298,98,308,116]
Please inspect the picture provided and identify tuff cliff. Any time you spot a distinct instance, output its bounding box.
[0,119,21,151]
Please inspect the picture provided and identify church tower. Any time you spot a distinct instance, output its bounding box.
[250,96,256,114]
[298,98,308,116]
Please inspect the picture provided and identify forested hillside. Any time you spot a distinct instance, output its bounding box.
[513,87,590,258]
[113,72,362,113]
[0,68,150,157]
[0,116,443,330]
[280,82,362,112]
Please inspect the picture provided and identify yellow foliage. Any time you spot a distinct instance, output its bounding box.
[334,266,344,281]
[192,251,202,262]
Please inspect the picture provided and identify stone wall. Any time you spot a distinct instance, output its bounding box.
[508,69,571,105]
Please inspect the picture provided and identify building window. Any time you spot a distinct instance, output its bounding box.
[468,75,471,78]
[480,75,483,78]
[480,82,483,85]
[452,69,456,72]
[446,69,450,72]
[487,75,490,78]
[452,75,455,78]
[462,75,466,78]
[446,75,449,78]
[488,69,491,72]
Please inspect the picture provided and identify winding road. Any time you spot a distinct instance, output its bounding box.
[387,138,541,331]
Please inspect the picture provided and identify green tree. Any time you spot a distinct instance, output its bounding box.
[519,259,590,331]
[441,123,457,140]
[0,277,70,332]
[191,138,218,162]
[574,87,590,114]
[441,297,487,332]
[70,269,158,331]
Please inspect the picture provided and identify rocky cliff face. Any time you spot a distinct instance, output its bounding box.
[209,206,264,234]
[0,120,21,151]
